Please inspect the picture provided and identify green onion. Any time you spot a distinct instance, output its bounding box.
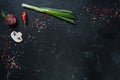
[21,3,75,23]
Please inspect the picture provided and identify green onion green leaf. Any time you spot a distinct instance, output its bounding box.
[21,3,75,24]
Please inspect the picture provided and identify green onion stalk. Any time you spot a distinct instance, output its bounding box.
[21,3,75,23]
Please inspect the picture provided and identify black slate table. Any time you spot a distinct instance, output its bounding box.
[0,0,120,80]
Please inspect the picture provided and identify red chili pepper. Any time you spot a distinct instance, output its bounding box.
[21,11,27,26]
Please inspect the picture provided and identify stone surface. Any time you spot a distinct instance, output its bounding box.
[0,0,120,80]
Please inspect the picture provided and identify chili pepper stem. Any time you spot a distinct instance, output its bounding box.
[23,20,27,26]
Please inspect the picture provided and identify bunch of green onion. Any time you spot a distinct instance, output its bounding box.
[21,3,75,23]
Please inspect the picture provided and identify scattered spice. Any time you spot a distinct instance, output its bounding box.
[31,18,47,32]
[0,35,24,80]
[83,2,120,26]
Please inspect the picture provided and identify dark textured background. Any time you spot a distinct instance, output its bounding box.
[0,0,120,80]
